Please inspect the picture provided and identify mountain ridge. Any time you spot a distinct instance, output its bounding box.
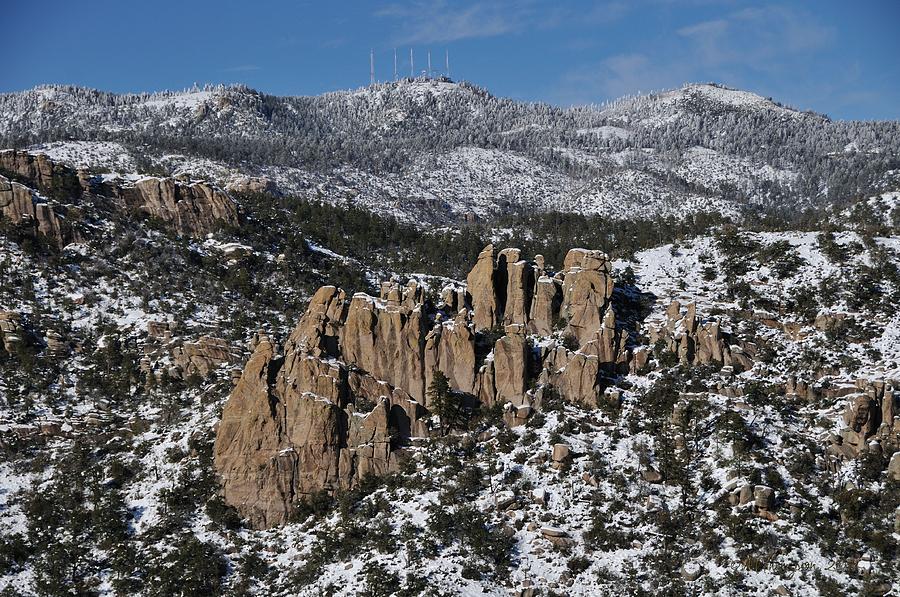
[1,79,898,226]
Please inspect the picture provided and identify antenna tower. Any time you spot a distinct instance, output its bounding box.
[410,48,414,77]
[427,50,432,77]
[393,48,398,80]
[445,49,450,78]
[370,49,375,85]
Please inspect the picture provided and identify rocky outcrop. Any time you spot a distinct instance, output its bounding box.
[424,310,476,399]
[560,248,614,345]
[0,150,81,199]
[118,177,238,237]
[0,311,24,355]
[467,244,499,330]
[649,300,751,372]
[529,275,562,336]
[491,330,530,406]
[341,292,427,403]
[1,150,238,238]
[0,175,70,248]
[215,244,633,527]
[832,382,899,458]
[172,336,241,378]
[213,333,427,528]
[465,246,615,349]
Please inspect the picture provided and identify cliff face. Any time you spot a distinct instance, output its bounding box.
[0,150,238,240]
[214,245,698,528]
[117,177,239,237]
[0,175,70,248]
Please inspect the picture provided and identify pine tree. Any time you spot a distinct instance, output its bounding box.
[427,370,463,435]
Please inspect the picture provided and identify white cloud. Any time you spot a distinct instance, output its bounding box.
[376,1,527,44]
[552,4,836,105]
[375,0,631,44]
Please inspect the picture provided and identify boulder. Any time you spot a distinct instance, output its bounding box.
[888,451,900,482]
[551,443,571,463]
[753,485,775,511]
[0,312,24,354]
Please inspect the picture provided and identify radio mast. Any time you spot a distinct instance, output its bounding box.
[409,48,414,78]
[427,50,432,77]
[393,48,398,80]
[445,49,450,78]
[370,49,375,85]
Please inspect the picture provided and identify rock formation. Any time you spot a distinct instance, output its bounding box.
[213,334,425,528]
[829,381,899,459]
[117,177,239,237]
[1,150,238,238]
[0,311,24,355]
[172,336,241,379]
[649,300,752,372]
[0,150,81,199]
[0,175,70,248]
[559,249,614,345]
[215,245,635,527]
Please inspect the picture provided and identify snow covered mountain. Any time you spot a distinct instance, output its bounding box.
[2,80,898,224]
[1,79,900,597]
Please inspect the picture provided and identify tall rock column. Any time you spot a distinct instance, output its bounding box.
[504,258,535,327]
[466,245,498,331]
[560,248,615,346]
[492,329,530,407]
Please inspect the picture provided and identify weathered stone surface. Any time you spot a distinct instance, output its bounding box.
[466,244,498,331]
[216,244,632,527]
[560,248,614,346]
[0,175,69,248]
[288,285,347,357]
[681,562,705,582]
[0,311,24,354]
[172,336,240,378]
[120,177,238,237]
[551,443,571,463]
[528,275,562,336]
[424,310,476,398]
[754,485,775,511]
[2,150,238,239]
[213,332,426,528]
[842,393,881,453]
[642,468,663,483]
[341,293,427,403]
[503,259,534,326]
[44,330,68,356]
[0,150,80,197]
[553,349,601,408]
[540,526,568,538]
[225,175,277,195]
[650,301,742,371]
[492,332,529,406]
[887,451,900,482]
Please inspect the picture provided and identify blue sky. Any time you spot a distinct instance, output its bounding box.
[3,0,898,120]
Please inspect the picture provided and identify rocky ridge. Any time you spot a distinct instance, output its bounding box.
[0,150,238,241]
